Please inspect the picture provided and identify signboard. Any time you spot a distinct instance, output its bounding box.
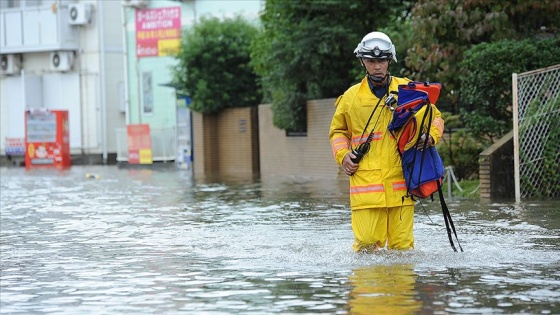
[4,138,25,156]
[25,110,71,169]
[127,124,153,164]
[136,6,182,58]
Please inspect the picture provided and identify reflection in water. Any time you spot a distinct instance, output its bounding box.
[348,264,419,315]
[1,166,559,314]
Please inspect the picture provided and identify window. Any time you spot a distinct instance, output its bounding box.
[25,0,42,7]
[141,72,153,114]
[0,0,44,9]
[0,0,21,9]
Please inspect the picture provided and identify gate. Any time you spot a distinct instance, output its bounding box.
[512,64,560,201]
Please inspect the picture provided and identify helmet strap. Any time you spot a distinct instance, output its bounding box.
[360,59,391,86]
[368,73,392,98]
[368,73,389,87]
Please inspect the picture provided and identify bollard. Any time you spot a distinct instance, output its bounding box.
[447,167,452,200]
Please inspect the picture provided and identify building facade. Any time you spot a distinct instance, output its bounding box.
[1,0,263,166]
[1,0,126,164]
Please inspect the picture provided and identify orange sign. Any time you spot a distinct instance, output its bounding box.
[127,124,153,164]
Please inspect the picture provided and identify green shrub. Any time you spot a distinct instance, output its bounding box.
[172,16,261,114]
[459,36,560,142]
[437,128,484,180]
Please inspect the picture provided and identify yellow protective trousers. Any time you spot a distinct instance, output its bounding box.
[351,205,414,252]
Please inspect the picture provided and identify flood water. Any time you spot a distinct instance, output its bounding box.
[1,165,559,314]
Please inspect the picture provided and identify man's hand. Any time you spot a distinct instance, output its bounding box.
[416,133,434,150]
[342,152,359,176]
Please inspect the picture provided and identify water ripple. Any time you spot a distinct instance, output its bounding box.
[1,166,559,314]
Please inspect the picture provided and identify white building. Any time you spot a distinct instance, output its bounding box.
[0,0,263,166]
[1,0,125,164]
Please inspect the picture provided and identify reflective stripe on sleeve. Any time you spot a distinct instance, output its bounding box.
[433,117,444,137]
[331,137,350,157]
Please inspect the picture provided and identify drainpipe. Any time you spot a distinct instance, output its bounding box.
[98,0,108,163]
[121,2,130,125]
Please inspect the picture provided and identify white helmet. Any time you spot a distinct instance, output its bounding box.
[354,31,397,62]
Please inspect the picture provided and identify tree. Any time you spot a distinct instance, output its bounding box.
[251,0,412,132]
[406,0,560,113]
[172,16,261,114]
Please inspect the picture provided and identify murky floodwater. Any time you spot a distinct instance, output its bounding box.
[1,165,559,314]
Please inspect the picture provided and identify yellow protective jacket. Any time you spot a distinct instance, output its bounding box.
[329,76,444,210]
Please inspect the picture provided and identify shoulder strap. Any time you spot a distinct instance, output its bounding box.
[356,96,384,146]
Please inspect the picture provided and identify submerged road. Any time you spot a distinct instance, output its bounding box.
[1,165,559,314]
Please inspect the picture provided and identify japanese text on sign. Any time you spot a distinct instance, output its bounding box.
[136,7,181,58]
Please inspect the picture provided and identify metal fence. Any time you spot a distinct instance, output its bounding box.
[115,126,176,162]
[512,64,560,201]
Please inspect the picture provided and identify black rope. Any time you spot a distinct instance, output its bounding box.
[436,180,464,252]
[352,84,395,163]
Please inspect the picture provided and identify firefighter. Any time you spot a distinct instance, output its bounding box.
[329,31,444,252]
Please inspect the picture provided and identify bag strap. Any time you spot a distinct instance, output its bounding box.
[356,96,384,149]
[436,180,464,252]
[404,95,432,198]
[353,90,396,159]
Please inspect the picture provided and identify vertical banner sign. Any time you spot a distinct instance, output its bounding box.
[136,6,182,58]
[127,124,153,164]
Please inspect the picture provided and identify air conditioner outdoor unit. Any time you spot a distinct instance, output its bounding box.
[69,3,92,25]
[50,51,75,72]
[1,54,21,75]
[122,0,148,8]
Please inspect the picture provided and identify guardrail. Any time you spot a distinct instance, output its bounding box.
[115,126,176,162]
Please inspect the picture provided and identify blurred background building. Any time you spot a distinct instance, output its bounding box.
[0,0,263,168]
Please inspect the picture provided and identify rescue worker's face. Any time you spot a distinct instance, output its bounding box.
[362,58,390,85]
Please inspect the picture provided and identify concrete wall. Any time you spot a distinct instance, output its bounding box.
[192,98,343,181]
[193,112,217,176]
[192,106,259,177]
[258,99,342,180]
[479,131,515,200]
[217,107,259,175]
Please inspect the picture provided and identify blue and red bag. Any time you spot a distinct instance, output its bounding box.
[388,81,444,199]
[389,82,463,252]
